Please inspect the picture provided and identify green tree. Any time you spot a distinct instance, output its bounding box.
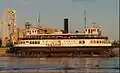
[6,40,13,47]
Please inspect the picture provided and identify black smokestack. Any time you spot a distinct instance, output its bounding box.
[64,18,68,33]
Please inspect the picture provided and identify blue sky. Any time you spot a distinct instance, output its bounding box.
[0,0,119,40]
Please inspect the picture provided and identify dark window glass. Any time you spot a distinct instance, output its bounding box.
[32,30,34,33]
[79,41,81,43]
[88,29,90,33]
[38,41,40,44]
[97,29,99,32]
[32,41,34,44]
[97,41,99,43]
[26,41,29,43]
[83,41,85,43]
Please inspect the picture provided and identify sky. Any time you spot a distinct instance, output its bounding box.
[0,0,119,40]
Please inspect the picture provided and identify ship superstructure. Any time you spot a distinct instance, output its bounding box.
[12,19,114,57]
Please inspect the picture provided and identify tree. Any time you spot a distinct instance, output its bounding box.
[6,40,13,47]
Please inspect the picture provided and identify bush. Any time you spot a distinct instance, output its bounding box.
[6,40,13,47]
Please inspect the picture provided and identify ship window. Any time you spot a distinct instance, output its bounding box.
[32,30,34,33]
[90,41,93,43]
[26,41,29,43]
[83,41,85,43]
[38,41,40,44]
[35,41,37,44]
[37,30,40,33]
[30,41,32,44]
[32,41,34,44]
[93,29,95,32]
[90,29,92,33]
[97,41,99,43]
[97,29,99,32]
[23,42,25,44]
[88,29,90,33]
[79,41,81,43]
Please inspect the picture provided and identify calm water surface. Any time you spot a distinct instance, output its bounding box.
[0,57,119,73]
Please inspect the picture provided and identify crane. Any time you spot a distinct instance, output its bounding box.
[4,9,18,45]
[0,19,6,47]
[0,19,3,38]
[0,9,7,47]
[0,9,17,47]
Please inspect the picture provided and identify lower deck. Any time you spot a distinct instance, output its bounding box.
[7,46,117,57]
[12,46,114,53]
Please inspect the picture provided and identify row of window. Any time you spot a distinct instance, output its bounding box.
[25,35,103,37]
[19,41,40,44]
[19,40,111,44]
[90,40,111,44]
[19,40,85,44]
[22,36,108,39]
[27,29,48,34]
[79,41,85,44]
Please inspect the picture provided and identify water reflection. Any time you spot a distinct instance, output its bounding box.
[0,57,119,73]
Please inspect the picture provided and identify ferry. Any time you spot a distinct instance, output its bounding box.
[13,20,114,56]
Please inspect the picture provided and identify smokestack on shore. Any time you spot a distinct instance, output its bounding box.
[64,18,69,33]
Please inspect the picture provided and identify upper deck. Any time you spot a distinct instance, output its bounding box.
[19,25,108,40]
[19,33,108,40]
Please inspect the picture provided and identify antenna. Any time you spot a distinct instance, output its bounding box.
[84,9,87,28]
[38,12,40,26]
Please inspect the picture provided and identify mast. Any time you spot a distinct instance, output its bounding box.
[38,12,40,26]
[84,9,87,28]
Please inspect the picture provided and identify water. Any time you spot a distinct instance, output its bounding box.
[0,57,119,73]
